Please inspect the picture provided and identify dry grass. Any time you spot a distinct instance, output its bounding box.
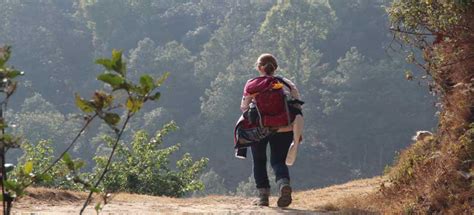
[13,177,385,214]
[290,177,384,213]
[357,125,474,214]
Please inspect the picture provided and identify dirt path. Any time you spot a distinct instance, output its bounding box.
[12,177,383,214]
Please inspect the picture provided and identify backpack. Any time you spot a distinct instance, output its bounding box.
[244,76,292,128]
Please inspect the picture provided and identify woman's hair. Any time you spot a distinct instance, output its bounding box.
[256,53,278,75]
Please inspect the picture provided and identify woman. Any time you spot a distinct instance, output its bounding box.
[240,53,302,207]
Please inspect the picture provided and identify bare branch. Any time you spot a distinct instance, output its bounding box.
[79,112,133,214]
[389,27,436,36]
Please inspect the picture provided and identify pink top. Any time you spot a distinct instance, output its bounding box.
[240,76,301,132]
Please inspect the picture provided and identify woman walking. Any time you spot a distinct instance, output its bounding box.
[240,53,302,207]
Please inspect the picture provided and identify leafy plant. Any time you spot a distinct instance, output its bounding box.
[0,47,181,214]
[11,140,82,190]
[76,49,169,213]
[93,121,208,197]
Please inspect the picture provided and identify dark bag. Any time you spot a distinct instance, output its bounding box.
[247,103,259,124]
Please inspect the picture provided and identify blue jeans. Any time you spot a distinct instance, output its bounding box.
[251,131,293,188]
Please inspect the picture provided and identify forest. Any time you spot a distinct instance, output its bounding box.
[2,0,472,214]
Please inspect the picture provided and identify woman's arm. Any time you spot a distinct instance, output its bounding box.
[240,95,252,112]
[240,79,253,112]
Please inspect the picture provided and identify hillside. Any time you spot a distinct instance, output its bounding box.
[12,177,383,214]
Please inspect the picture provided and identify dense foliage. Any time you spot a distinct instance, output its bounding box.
[12,140,81,190]
[94,122,208,197]
[378,0,474,213]
[0,0,438,196]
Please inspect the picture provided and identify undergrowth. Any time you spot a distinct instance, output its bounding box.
[385,134,437,185]
[371,1,474,213]
[381,124,474,214]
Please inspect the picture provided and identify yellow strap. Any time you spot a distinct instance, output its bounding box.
[272,82,284,89]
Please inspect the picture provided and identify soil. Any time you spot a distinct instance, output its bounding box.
[11,177,383,214]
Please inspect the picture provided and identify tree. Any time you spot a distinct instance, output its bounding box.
[190,61,251,187]
[9,94,81,154]
[0,0,94,107]
[80,0,203,51]
[256,0,336,86]
[79,0,147,51]
[194,0,271,84]
[324,0,390,61]
[178,2,277,188]
[128,39,199,123]
[319,47,436,176]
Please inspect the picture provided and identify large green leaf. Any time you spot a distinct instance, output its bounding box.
[140,74,154,94]
[111,49,126,75]
[126,98,143,113]
[111,49,122,65]
[103,113,120,126]
[92,91,114,109]
[75,93,95,113]
[97,73,125,89]
[95,58,114,71]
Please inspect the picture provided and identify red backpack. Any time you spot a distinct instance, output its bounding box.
[244,76,292,128]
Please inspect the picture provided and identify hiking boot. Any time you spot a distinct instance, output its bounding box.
[277,178,292,207]
[253,188,270,206]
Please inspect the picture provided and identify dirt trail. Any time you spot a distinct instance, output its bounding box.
[12,177,383,214]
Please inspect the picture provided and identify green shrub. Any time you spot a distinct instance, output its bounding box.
[92,121,208,197]
[12,140,84,191]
